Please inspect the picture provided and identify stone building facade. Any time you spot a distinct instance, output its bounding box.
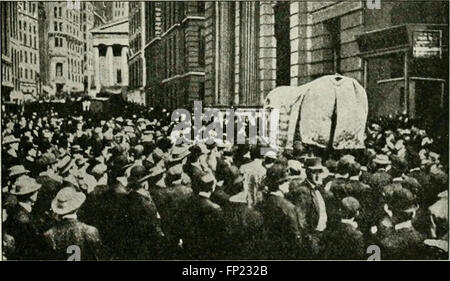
[38,2,85,96]
[128,1,146,104]
[144,2,206,110]
[203,0,448,124]
[1,2,21,102]
[18,1,40,98]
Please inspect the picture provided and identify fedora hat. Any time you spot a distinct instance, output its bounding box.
[51,187,86,215]
[304,157,325,171]
[9,176,41,195]
[373,154,391,165]
[129,165,152,183]
[168,146,190,162]
[8,165,30,177]
[148,165,166,178]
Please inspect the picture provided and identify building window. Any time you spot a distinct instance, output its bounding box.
[274,2,291,86]
[56,63,63,77]
[117,69,122,84]
[25,69,28,79]
[324,17,341,74]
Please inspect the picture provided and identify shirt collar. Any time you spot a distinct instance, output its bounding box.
[335,173,348,179]
[349,175,360,181]
[198,191,211,199]
[136,188,151,199]
[341,218,358,229]
[392,177,403,182]
[270,190,284,198]
[409,167,421,172]
[62,213,77,220]
[394,220,412,231]
[19,202,33,213]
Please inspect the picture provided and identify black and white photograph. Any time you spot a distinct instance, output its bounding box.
[0,0,449,262]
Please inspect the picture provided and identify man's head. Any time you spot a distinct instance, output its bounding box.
[266,164,287,192]
[304,157,325,185]
[341,196,360,220]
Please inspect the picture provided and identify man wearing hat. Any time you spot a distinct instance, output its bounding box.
[286,157,329,259]
[239,145,268,206]
[124,166,164,259]
[180,172,227,259]
[5,177,44,260]
[2,135,20,167]
[322,196,366,260]
[255,164,302,259]
[154,164,193,258]
[184,145,209,194]
[368,154,393,192]
[377,187,425,260]
[221,169,265,259]
[33,153,63,232]
[5,165,30,192]
[43,187,105,260]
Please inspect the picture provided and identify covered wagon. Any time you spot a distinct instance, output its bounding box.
[264,74,368,151]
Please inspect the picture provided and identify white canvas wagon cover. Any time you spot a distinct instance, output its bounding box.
[264,75,368,150]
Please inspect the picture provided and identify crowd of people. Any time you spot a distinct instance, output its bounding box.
[1,103,448,260]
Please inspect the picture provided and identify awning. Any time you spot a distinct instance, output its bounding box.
[10,90,24,101]
[42,85,56,95]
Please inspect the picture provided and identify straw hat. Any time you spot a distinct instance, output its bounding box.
[51,187,86,215]
[9,176,42,195]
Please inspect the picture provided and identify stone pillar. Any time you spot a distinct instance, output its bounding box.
[106,46,114,86]
[121,46,129,86]
[94,46,100,92]
[258,2,276,105]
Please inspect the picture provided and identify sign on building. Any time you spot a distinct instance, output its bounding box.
[413,30,442,58]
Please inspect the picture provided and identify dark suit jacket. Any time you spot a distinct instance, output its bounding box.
[43,218,105,260]
[122,190,164,259]
[180,195,227,260]
[377,225,425,260]
[4,204,45,260]
[222,202,264,259]
[256,193,303,259]
[323,222,366,260]
[34,174,62,232]
[407,170,431,206]
[80,184,130,260]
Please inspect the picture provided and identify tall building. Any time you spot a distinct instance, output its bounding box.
[128,1,146,104]
[18,1,40,97]
[1,2,21,102]
[204,0,448,125]
[144,2,206,110]
[112,2,129,21]
[81,1,95,93]
[143,1,162,106]
[92,1,112,25]
[38,1,85,97]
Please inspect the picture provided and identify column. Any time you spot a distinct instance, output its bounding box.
[106,46,114,86]
[121,46,129,86]
[94,46,100,92]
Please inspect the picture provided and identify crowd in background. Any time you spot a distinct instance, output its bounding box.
[1,103,448,260]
